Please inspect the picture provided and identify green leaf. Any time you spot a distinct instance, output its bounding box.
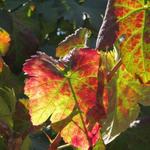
[21,135,32,150]
[102,66,140,144]
[93,137,105,150]
[0,87,16,129]
[0,63,23,97]
[107,117,150,150]
[0,10,13,33]
[0,136,6,150]
[102,63,150,144]
[99,51,149,144]
[59,0,106,29]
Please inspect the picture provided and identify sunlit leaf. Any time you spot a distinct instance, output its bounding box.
[93,137,105,150]
[61,115,101,150]
[24,48,106,149]
[115,0,150,83]
[56,28,91,57]
[102,62,150,144]
[0,57,3,72]
[97,0,150,83]
[19,98,29,110]
[0,28,11,56]
[23,48,104,124]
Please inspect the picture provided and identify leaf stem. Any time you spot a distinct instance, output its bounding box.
[48,133,62,150]
[43,130,53,143]
[8,0,32,13]
[58,144,71,149]
[68,78,93,149]
[107,58,122,82]
[96,53,104,105]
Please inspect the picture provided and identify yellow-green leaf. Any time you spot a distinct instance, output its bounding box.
[56,28,91,57]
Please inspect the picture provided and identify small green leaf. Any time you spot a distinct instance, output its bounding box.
[93,138,105,150]
[56,28,91,57]
[0,63,23,97]
[0,87,16,129]
[21,135,32,150]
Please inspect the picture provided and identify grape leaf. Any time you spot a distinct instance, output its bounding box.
[0,28,11,72]
[23,48,104,124]
[115,0,150,83]
[0,87,16,129]
[59,0,106,29]
[23,48,106,149]
[97,0,150,83]
[89,51,146,144]
[102,62,150,144]
[107,115,150,150]
[0,57,3,72]
[0,63,23,97]
[61,115,101,150]
[0,28,11,56]
[56,28,91,57]
[102,66,140,144]
[96,0,118,50]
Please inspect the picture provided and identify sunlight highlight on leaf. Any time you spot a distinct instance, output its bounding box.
[113,0,150,83]
[56,28,91,57]
[0,28,11,56]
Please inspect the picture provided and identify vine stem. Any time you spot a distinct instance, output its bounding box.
[48,133,62,150]
[43,130,53,143]
[96,52,105,105]
[68,78,93,149]
[8,0,32,13]
[58,144,71,149]
[107,58,122,82]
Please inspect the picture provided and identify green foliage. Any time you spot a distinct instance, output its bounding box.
[0,87,16,129]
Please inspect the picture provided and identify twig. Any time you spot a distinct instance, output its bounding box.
[107,58,122,82]
[8,0,32,13]
[48,133,62,150]
[57,144,71,150]
[43,130,53,143]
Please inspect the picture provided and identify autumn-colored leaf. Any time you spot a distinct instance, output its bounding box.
[56,28,91,57]
[0,28,11,56]
[114,0,150,83]
[23,48,106,149]
[97,0,150,83]
[61,115,101,150]
[102,62,150,144]
[23,48,105,124]
[0,57,3,72]
[87,51,148,144]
